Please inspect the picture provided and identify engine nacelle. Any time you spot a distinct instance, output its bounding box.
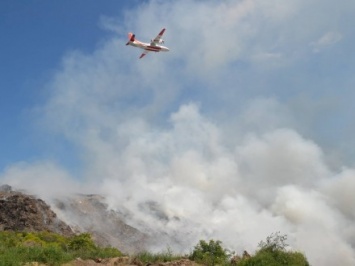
[152,39,165,44]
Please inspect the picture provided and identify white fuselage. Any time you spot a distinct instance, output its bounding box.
[130,40,169,52]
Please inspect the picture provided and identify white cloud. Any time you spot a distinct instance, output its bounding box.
[311,31,343,52]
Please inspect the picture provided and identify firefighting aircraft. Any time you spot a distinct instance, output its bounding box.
[125,28,169,59]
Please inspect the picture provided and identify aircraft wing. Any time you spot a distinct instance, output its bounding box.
[152,28,166,44]
[139,50,149,59]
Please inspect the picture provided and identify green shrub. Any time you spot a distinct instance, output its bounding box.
[238,233,310,266]
[0,231,20,249]
[91,246,123,258]
[238,249,309,266]
[189,240,231,266]
[37,231,68,249]
[25,245,72,265]
[68,233,96,251]
[0,231,123,265]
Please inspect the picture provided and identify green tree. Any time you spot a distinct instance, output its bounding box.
[258,232,288,252]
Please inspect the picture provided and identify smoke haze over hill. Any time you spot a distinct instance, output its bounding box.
[1,1,355,265]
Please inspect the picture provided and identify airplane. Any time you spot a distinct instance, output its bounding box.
[125,28,170,59]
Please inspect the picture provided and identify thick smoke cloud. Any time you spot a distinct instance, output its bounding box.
[1,1,355,265]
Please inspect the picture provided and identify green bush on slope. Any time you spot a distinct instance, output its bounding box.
[0,231,310,266]
[234,232,309,266]
[0,231,122,265]
[189,239,232,265]
[188,233,309,266]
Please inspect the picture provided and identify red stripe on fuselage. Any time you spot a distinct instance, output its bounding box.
[146,46,161,52]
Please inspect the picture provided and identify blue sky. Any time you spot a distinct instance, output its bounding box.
[1,1,355,265]
[1,0,136,169]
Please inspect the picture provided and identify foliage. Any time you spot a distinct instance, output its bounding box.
[135,247,183,263]
[92,246,122,258]
[0,231,311,266]
[237,249,309,266]
[0,245,72,266]
[0,231,122,265]
[68,233,96,251]
[237,232,310,266]
[258,232,288,252]
[189,239,231,266]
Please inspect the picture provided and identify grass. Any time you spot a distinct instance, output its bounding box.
[0,231,122,266]
[134,247,185,264]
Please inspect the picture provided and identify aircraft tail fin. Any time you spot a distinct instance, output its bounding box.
[126,33,135,45]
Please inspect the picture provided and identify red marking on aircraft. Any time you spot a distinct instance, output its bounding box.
[126,28,169,59]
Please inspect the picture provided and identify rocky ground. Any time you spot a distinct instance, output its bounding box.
[0,184,148,253]
[53,194,149,253]
[0,185,73,236]
[25,257,200,266]
[62,257,200,266]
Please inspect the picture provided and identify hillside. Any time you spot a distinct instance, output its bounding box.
[53,193,149,253]
[0,185,73,236]
[0,185,150,254]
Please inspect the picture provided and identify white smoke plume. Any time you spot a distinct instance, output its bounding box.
[1,1,355,265]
